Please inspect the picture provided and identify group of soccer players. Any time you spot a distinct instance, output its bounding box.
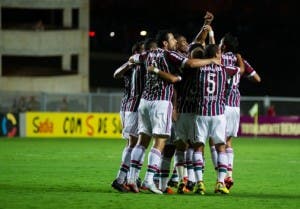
[111,11,261,195]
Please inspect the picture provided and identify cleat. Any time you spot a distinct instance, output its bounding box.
[224,177,234,190]
[186,180,196,191]
[127,179,139,193]
[215,182,229,194]
[167,180,178,188]
[193,181,206,195]
[163,186,175,194]
[141,181,163,194]
[136,177,142,189]
[177,180,186,194]
[111,179,129,192]
[183,176,189,183]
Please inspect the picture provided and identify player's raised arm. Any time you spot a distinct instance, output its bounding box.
[192,11,214,46]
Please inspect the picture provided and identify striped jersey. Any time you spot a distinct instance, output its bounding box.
[243,59,257,77]
[195,64,239,116]
[176,69,198,113]
[142,48,187,101]
[120,64,145,112]
[222,52,241,107]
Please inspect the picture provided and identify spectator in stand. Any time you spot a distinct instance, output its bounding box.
[17,96,27,112]
[27,96,40,111]
[58,96,68,111]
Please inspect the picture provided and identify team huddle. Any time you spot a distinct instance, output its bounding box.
[111,11,261,195]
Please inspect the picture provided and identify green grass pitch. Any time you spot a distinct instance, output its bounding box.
[0,137,299,209]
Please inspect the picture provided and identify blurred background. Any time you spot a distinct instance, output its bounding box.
[0,0,299,116]
[89,0,298,97]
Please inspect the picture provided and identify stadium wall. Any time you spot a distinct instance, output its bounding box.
[20,112,122,138]
[1,112,300,138]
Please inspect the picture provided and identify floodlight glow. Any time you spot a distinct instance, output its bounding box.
[110,32,115,37]
[140,30,147,36]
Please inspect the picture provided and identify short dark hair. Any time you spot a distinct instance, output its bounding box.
[188,43,204,53]
[188,43,205,58]
[204,44,219,58]
[174,33,185,40]
[222,33,239,53]
[131,41,144,54]
[155,30,171,48]
[144,38,157,51]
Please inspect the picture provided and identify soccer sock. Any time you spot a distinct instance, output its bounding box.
[117,147,132,184]
[174,150,185,182]
[170,161,179,183]
[159,156,171,191]
[186,148,195,182]
[184,151,188,180]
[226,147,234,178]
[144,148,162,185]
[193,151,204,182]
[217,152,228,183]
[210,146,218,171]
[128,145,145,183]
[135,151,145,179]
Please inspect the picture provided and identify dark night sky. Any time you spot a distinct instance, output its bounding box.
[3,0,298,97]
[89,0,299,97]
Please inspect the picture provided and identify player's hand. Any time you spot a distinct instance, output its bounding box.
[204,11,214,24]
[147,66,155,73]
[203,25,212,32]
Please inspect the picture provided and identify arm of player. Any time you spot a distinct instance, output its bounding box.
[171,89,179,122]
[113,61,133,79]
[236,53,245,75]
[147,66,182,84]
[192,11,214,45]
[207,25,216,44]
[243,59,261,83]
[184,57,221,68]
[248,72,261,83]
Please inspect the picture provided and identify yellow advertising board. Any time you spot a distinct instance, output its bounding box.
[25,112,122,138]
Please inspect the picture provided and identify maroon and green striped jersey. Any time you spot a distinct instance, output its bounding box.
[120,64,146,112]
[195,64,239,116]
[176,69,199,113]
[142,48,187,101]
[222,52,241,107]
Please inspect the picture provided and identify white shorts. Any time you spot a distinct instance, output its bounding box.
[138,99,173,137]
[120,111,139,139]
[225,106,240,137]
[174,113,195,142]
[165,123,176,145]
[194,114,226,145]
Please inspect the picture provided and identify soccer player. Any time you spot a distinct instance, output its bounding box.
[127,30,219,194]
[111,41,145,192]
[172,42,206,194]
[192,44,243,195]
[209,32,261,190]
[171,12,215,194]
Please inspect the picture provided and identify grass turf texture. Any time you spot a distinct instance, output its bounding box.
[0,137,299,209]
